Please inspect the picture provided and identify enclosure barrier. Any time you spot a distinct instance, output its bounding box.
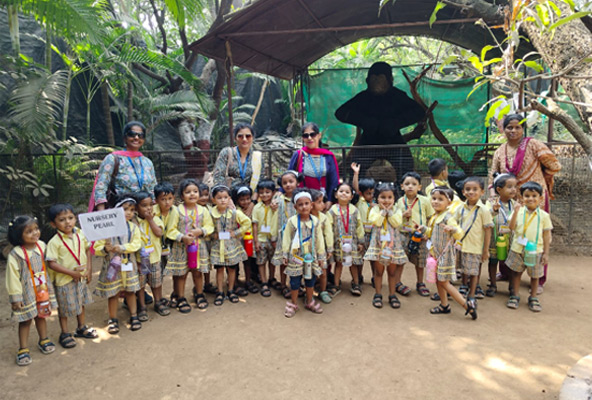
[0,142,589,251]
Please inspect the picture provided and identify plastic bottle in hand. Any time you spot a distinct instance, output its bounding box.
[244,231,254,257]
[407,231,423,255]
[107,255,121,281]
[36,283,51,318]
[187,242,198,270]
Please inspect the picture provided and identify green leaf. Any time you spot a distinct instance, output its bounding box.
[438,55,458,72]
[429,1,446,28]
[563,0,576,11]
[548,11,591,30]
[497,104,512,122]
[536,4,550,26]
[523,60,544,73]
[467,79,488,99]
[485,98,505,126]
[480,45,494,62]
[468,55,484,73]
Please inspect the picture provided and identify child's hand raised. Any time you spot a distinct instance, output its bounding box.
[351,163,360,174]
[492,203,501,212]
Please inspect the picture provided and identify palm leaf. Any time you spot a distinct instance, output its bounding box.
[9,69,68,138]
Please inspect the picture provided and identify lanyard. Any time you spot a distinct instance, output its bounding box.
[263,205,269,225]
[459,205,479,242]
[297,215,314,253]
[57,232,82,265]
[236,147,250,181]
[184,205,199,244]
[339,205,350,234]
[498,200,512,225]
[116,222,132,245]
[126,157,145,189]
[404,196,422,226]
[365,200,372,220]
[218,208,229,232]
[523,208,540,246]
[22,243,48,295]
[381,215,395,249]
[305,153,324,186]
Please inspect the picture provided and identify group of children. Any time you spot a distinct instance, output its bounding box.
[5,158,553,365]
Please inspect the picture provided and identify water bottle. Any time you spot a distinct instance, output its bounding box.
[303,253,314,279]
[407,231,423,255]
[106,255,121,281]
[379,247,392,266]
[524,241,537,267]
[35,283,51,318]
[187,242,198,270]
[139,248,151,275]
[496,234,508,261]
[244,231,254,257]
[425,255,438,283]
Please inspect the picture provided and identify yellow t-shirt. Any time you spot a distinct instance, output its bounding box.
[368,206,403,230]
[252,202,275,242]
[316,212,334,253]
[136,216,165,264]
[46,230,91,287]
[153,204,179,242]
[454,200,494,255]
[166,204,215,242]
[356,197,374,233]
[93,221,142,259]
[395,194,434,232]
[210,207,251,237]
[510,207,553,253]
[6,242,47,301]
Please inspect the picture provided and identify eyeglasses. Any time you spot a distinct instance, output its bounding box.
[302,132,318,139]
[237,134,252,140]
[127,131,146,139]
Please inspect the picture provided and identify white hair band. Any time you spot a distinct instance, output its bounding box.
[294,192,312,203]
[237,186,251,195]
[115,198,136,208]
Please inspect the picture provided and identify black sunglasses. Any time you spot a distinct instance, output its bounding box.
[302,132,318,139]
[127,131,146,139]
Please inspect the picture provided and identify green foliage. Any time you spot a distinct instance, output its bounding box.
[429,1,446,28]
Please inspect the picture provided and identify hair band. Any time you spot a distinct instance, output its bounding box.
[493,173,510,185]
[237,187,251,195]
[115,198,137,208]
[294,192,312,203]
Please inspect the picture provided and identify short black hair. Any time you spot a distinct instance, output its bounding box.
[211,185,231,198]
[48,203,75,222]
[448,170,467,198]
[374,182,397,200]
[358,178,376,193]
[134,191,152,204]
[310,189,324,201]
[155,182,175,199]
[198,183,209,193]
[332,181,359,205]
[520,181,543,195]
[257,179,276,192]
[8,215,38,246]
[462,176,484,190]
[178,178,200,198]
[232,184,252,203]
[431,186,455,202]
[428,158,447,177]
[400,171,421,185]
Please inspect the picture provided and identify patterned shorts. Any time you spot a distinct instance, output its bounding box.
[458,252,482,276]
[505,250,544,278]
[55,280,93,317]
[139,261,163,288]
[256,241,274,265]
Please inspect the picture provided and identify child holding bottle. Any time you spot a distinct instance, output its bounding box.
[310,189,334,304]
[252,179,277,297]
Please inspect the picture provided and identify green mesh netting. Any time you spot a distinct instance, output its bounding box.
[305,66,489,155]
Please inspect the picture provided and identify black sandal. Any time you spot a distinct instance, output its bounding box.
[214,292,225,306]
[74,325,98,339]
[246,281,259,294]
[130,315,142,331]
[169,292,179,309]
[195,293,209,309]
[388,294,401,309]
[430,304,451,314]
[107,318,119,335]
[372,293,383,309]
[59,332,77,348]
[269,279,282,291]
[281,286,291,299]
[260,283,272,297]
[154,298,171,316]
[228,290,239,303]
[204,282,218,294]
[177,297,192,313]
[465,299,478,320]
[235,286,249,297]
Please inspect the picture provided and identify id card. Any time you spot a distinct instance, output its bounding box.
[261,225,271,234]
[517,236,528,246]
[499,225,510,234]
[292,254,304,265]
[121,262,133,272]
[344,255,353,264]
[380,232,391,242]
[145,243,155,254]
[219,231,231,240]
[342,235,353,244]
[364,224,373,232]
[426,240,433,250]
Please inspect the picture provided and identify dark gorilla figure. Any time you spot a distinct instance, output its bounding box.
[335,61,425,180]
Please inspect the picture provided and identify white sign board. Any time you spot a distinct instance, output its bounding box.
[78,208,127,242]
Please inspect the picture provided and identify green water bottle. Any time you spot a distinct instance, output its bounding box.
[524,241,537,267]
[496,234,508,261]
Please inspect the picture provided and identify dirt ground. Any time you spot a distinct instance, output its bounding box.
[0,255,589,400]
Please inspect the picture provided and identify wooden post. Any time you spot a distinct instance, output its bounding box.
[225,41,234,146]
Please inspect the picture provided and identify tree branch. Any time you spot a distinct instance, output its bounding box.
[149,0,167,55]
[440,0,505,23]
[132,62,168,86]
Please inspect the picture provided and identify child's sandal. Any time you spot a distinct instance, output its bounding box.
[195,294,209,309]
[372,294,383,309]
[235,286,249,297]
[269,279,282,291]
[154,298,171,316]
[506,295,520,310]
[260,283,272,298]
[281,286,291,299]
[130,315,142,331]
[228,291,240,304]
[388,294,401,309]
[319,291,332,304]
[465,299,478,320]
[59,332,77,349]
[430,304,451,314]
[246,281,259,294]
[169,292,179,309]
[214,292,225,306]
[37,338,56,355]
[138,307,149,322]
[284,301,298,318]
[395,282,411,296]
[485,284,497,297]
[74,325,98,339]
[107,318,119,334]
[416,282,430,297]
[475,285,486,299]
[528,296,543,312]
[177,297,192,314]
[350,283,362,296]
[16,348,32,366]
[305,300,323,314]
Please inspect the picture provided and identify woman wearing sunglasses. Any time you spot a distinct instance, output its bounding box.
[212,123,264,204]
[91,121,157,211]
[288,122,340,211]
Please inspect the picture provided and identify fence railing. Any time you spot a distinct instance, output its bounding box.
[0,142,589,250]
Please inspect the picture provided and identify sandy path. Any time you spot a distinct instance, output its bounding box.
[0,255,589,400]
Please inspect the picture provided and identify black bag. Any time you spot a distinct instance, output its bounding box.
[106,154,120,208]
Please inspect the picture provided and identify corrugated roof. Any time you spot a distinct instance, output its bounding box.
[190,0,500,80]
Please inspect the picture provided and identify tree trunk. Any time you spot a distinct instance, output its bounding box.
[45,29,51,70]
[62,68,72,140]
[7,4,20,58]
[101,82,115,145]
[127,81,133,121]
